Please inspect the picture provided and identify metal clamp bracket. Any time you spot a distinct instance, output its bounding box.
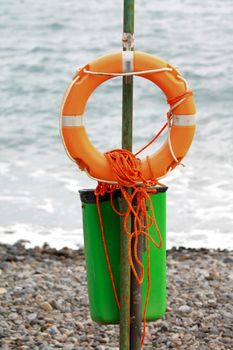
[122,32,135,51]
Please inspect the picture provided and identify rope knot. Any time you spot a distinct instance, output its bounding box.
[105,149,145,187]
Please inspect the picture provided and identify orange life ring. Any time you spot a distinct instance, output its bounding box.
[60,51,196,182]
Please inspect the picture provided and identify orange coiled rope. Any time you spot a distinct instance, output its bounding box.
[95,149,163,347]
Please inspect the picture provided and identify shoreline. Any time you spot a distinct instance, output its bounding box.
[0,243,232,349]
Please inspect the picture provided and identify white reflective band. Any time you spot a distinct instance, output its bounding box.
[62,116,83,126]
[122,51,134,73]
[173,114,196,126]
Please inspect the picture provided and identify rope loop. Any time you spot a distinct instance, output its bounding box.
[95,149,165,347]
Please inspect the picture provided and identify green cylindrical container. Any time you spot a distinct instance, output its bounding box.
[79,187,167,324]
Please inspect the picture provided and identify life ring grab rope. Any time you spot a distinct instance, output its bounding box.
[82,66,189,91]
[60,51,196,183]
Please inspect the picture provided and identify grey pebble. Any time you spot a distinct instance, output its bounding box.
[51,299,64,311]
[178,305,191,313]
[8,312,19,320]
[197,345,209,350]
[27,312,38,323]
[0,345,10,350]
[221,310,233,319]
[156,320,170,331]
[223,257,233,264]
[47,325,60,335]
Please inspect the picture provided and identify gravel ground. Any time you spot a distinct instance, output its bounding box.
[0,242,232,350]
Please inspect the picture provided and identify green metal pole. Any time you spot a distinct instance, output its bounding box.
[120,1,134,349]
[123,0,134,34]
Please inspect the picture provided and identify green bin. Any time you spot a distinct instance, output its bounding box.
[79,187,167,324]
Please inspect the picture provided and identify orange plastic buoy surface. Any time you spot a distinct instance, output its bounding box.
[60,51,196,182]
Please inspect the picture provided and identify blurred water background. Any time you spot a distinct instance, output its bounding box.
[0,0,233,249]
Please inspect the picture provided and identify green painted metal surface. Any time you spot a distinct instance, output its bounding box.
[79,188,167,324]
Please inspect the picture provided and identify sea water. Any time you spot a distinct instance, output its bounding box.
[0,0,233,249]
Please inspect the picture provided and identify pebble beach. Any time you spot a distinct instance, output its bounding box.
[0,242,232,350]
